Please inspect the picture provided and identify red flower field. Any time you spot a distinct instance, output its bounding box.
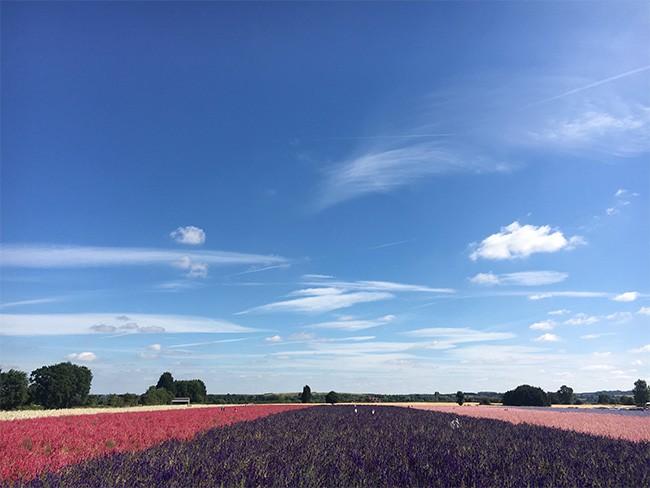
[0,404,309,483]
[412,405,650,442]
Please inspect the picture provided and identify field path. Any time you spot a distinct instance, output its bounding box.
[410,405,650,442]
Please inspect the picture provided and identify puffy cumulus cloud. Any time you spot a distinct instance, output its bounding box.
[265,335,282,343]
[174,256,208,278]
[470,273,501,286]
[630,344,650,353]
[470,222,584,261]
[66,352,97,362]
[533,333,561,342]
[564,313,598,326]
[147,344,162,351]
[614,291,639,302]
[638,307,650,316]
[170,226,206,245]
[529,321,555,331]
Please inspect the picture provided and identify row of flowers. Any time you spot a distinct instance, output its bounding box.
[0,404,309,482]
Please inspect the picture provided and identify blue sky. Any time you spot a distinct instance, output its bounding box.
[1,2,648,395]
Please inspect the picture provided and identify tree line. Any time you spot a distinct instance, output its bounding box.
[2,364,647,410]
[0,365,207,410]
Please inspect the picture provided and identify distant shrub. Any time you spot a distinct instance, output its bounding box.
[478,397,491,405]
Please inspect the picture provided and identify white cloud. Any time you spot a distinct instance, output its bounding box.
[404,327,515,344]
[265,335,282,343]
[66,352,98,362]
[174,256,209,278]
[548,309,571,316]
[147,344,162,351]
[470,271,568,286]
[241,278,454,315]
[170,226,206,245]
[0,244,287,269]
[304,278,455,294]
[534,333,561,342]
[564,313,599,326]
[638,307,650,316]
[536,111,646,144]
[630,344,650,353]
[241,289,393,315]
[316,142,510,208]
[470,273,501,286]
[528,291,608,300]
[470,222,584,261]
[606,312,633,323]
[614,291,639,302]
[0,313,257,336]
[308,314,397,332]
[530,321,555,331]
[580,364,613,371]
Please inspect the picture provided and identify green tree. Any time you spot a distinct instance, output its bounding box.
[174,379,207,403]
[502,384,550,407]
[301,385,312,403]
[0,369,29,410]
[633,379,649,407]
[456,391,465,406]
[325,391,339,404]
[597,393,613,405]
[140,386,173,405]
[156,372,176,395]
[29,362,92,409]
[557,385,574,405]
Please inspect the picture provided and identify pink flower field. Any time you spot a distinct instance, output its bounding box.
[412,405,650,442]
[0,404,309,483]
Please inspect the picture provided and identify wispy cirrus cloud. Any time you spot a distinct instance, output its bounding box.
[0,244,287,269]
[470,271,568,287]
[239,277,454,315]
[239,288,393,315]
[303,277,455,294]
[404,327,515,344]
[0,313,257,336]
[315,142,511,209]
[470,222,585,261]
[307,314,396,331]
[527,291,610,300]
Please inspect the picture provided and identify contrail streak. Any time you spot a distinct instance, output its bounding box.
[523,65,650,109]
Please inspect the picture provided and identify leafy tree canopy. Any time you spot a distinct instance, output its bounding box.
[156,372,176,395]
[633,379,648,407]
[502,384,550,407]
[0,368,29,410]
[29,362,92,409]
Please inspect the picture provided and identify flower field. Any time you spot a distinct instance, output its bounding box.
[3,405,649,487]
[0,404,308,483]
[412,405,650,442]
